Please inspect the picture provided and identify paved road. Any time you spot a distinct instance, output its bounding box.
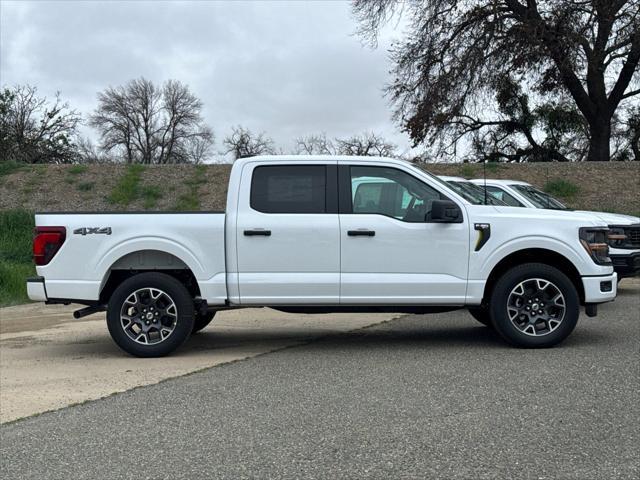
[1,282,638,479]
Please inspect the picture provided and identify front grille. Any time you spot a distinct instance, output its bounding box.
[627,226,640,248]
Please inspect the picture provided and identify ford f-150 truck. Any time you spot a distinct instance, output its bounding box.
[470,178,640,280]
[27,156,617,356]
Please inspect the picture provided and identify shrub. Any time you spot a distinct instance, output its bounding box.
[68,165,88,175]
[544,179,580,199]
[77,182,95,192]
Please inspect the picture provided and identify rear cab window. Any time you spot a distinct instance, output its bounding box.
[250,165,327,213]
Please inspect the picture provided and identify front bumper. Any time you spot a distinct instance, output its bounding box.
[27,276,47,302]
[582,272,617,304]
[610,252,640,279]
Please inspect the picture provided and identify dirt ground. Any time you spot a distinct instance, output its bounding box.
[0,304,399,423]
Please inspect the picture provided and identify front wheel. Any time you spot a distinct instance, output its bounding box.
[107,272,195,357]
[490,263,579,348]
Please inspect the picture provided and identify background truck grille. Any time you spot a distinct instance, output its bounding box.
[628,227,640,248]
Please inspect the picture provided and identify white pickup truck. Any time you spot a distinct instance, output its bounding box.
[27,156,617,356]
[470,178,640,281]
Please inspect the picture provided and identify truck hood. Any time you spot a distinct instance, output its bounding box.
[483,205,608,227]
[574,210,639,226]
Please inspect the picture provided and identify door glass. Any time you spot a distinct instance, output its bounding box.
[251,165,326,213]
[350,166,442,222]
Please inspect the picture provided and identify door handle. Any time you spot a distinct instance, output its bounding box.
[347,229,375,237]
[244,229,271,237]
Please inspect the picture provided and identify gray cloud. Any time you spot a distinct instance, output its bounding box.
[0,0,413,157]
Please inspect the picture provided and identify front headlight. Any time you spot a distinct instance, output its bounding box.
[607,226,628,248]
[579,227,611,265]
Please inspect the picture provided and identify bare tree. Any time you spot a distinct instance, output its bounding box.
[294,132,335,154]
[223,125,275,160]
[89,77,213,164]
[353,0,640,162]
[335,132,396,156]
[0,85,80,164]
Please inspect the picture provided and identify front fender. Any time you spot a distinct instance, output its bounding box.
[472,235,599,280]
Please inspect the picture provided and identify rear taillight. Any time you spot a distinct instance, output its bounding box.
[33,226,66,266]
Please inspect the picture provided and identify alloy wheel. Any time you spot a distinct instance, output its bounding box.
[120,287,178,345]
[506,278,566,337]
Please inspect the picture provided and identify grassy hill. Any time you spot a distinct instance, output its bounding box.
[1,161,638,215]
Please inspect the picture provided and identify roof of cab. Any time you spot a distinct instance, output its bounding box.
[234,154,412,167]
[470,178,532,186]
[438,175,467,182]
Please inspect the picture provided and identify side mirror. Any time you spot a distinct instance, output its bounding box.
[430,200,463,223]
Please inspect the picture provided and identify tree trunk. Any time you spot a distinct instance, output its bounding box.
[586,116,611,161]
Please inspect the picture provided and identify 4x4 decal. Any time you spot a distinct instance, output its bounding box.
[73,227,112,236]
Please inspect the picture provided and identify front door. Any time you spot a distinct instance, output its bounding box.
[339,163,469,304]
[236,162,340,304]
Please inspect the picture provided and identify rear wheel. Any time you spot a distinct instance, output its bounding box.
[490,263,579,348]
[468,307,492,327]
[192,311,216,333]
[107,272,194,357]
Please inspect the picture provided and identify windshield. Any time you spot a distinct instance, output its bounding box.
[511,184,567,210]
[446,181,507,206]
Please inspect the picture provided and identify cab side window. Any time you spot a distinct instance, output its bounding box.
[251,165,326,213]
[350,166,442,222]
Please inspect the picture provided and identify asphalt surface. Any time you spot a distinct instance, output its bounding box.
[1,283,638,480]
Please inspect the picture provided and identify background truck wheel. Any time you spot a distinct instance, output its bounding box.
[467,307,492,327]
[489,263,579,348]
[192,311,216,333]
[107,272,195,357]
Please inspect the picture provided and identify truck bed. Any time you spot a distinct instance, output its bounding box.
[33,212,227,304]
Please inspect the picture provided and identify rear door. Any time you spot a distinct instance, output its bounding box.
[339,162,470,304]
[235,161,340,304]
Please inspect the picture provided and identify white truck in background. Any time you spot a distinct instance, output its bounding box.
[470,178,640,280]
[27,156,617,356]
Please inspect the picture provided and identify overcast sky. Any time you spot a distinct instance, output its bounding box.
[0,0,414,159]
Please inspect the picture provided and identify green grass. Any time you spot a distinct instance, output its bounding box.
[141,185,162,209]
[544,179,580,199]
[108,164,145,206]
[68,164,88,175]
[484,162,501,174]
[0,210,35,306]
[77,181,95,192]
[173,164,207,211]
[458,164,476,178]
[0,161,26,177]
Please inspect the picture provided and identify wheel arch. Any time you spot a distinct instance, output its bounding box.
[99,249,201,304]
[482,248,585,305]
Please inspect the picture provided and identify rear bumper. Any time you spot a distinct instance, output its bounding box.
[582,273,617,304]
[610,252,640,279]
[27,276,48,302]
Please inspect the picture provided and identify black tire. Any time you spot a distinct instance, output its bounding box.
[468,307,492,327]
[489,263,579,348]
[192,311,216,333]
[107,272,195,357]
